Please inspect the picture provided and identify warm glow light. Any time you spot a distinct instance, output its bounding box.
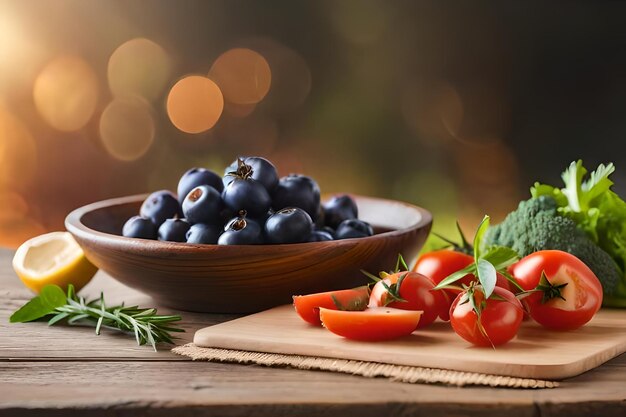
[108,38,171,101]
[99,97,155,161]
[209,48,271,105]
[167,75,224,134]
[0,191,44,249]
[0,8,45,94]
[0,107,37,188]
[33,55,99,132]
[224,102,257,118]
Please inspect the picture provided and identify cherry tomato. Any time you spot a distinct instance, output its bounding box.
[293,286,369,326]
[509,250,603,330]
[450,286,524,347]
[319,307,422,341]
[368,271,446,329]
[413,250,511,321]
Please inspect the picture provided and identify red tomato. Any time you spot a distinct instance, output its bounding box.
[319,307,422,341]
[368,271,446,329]
[450,286,524,347]
[413,250,511,321]
[509,250,603,330]
[293,286,370,326]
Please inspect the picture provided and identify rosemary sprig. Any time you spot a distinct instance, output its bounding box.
[10,284,184,351]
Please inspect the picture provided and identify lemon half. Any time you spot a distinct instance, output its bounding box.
[13,231,98,293]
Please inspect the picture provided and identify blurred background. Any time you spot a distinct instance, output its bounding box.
[1,0,626,248]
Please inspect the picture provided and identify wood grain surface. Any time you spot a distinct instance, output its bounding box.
[0,248,625,417]
[194,305,626,379]
[65,194,431,313]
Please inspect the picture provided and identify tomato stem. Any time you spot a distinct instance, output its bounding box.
[536,271,568,304]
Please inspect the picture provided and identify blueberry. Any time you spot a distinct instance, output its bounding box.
[177,168,224,204]
[335,219,373,239]
[186,223,221,244]
[309,230,334,242]
[264,207,313,244]
[318,226,336,238]
[315,226,335,239]
[323,195,358,229]
[248,209,273,225]
[122,216,157,239]
[182,185,223,225]
[314,205,326,229]
[218,216,263,245]
[140,190,182,227]
[158,218,190,242]
[272,174,320,220]
[222,163,271,217]
[223,157,279,193]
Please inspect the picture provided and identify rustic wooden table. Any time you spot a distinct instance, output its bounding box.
[1,248,625,417]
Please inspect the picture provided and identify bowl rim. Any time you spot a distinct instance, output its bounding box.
[65,193,432,253]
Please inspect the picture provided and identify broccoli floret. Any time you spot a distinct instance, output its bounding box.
[484,196,621,295]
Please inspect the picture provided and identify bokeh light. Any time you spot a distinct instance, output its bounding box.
[167,75,224,134]
[99,97,155,162]
[0,7,45,94]
[223,102,257,118]
[209,48,271,105]
[33,55,99,131]
[0,107,37,188]
[108,38,172,101]
[402,80,464,144]
[330,0,392,46]
[244,38,312,114]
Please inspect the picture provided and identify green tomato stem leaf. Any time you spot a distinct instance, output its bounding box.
[498,269,524,292]
[434,264,476,290]
[473,215,490,261]
[476,259,497,299]
[481,246,520,270]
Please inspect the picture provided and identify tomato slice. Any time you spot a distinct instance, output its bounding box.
[293,286,370,325]
[368,271,446,329]
[319,307,423,341]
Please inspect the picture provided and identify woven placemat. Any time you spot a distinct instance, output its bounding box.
[172,343,559,389]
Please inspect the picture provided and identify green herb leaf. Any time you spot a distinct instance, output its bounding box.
[10,285,184,350]
[40,285,67,309]
[434,263,476,290]
[481,246,519,270]
[473,215,490,260]
[497,269,524,292]
[10,285,67,323]
[476,258,497,299]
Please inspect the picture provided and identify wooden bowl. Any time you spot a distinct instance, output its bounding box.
[65,194,432,313]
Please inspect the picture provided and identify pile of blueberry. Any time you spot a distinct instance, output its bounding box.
[122,157,374,245]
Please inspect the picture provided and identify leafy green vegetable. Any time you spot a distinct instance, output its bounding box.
[483,196,622,296]
[487,160,626,306]
[10,284,184,350]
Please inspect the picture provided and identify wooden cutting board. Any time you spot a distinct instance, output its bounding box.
[194,305,626,380]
